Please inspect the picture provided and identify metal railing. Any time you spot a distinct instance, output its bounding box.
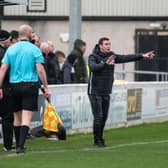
[115,70,168,81]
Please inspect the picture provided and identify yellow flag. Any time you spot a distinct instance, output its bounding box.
[43,103,63,132]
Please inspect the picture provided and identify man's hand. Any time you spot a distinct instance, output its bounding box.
[0,89,3,100]
[106,55,115,65]
[143,51,155,59]
[43,87,49,99]
[41,86,50,102]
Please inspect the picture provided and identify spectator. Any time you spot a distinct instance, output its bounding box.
[40,42,60,84]
[47,41,55,53]
[45,41,60,84]
[40,42,50,58]
[55,50,66,84]
[88,37,155,147]
[31,33,41,48]
[0,30,14,151]
[10,30,19,45]
[63,39,87,83]
[40,42,50,72]
[0,24,48,154]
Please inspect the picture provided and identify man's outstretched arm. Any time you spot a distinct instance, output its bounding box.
[115,51,155,64]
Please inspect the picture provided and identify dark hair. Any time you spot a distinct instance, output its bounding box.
[10,30,19,41]
[98,37,110,45]
[55,50,65,58]
[74,39,86,50]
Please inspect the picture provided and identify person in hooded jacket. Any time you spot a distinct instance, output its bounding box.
[63,39,87,83]
[0,30,15,151]
[88,37,155,147]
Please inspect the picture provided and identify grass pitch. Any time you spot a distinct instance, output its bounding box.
[0,122,168,168]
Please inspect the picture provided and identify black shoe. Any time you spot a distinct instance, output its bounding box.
[94,141,107,148]
[26,133,35,139]
[16,147,26,154]
[96,142,107,148]
[3,146,16,152]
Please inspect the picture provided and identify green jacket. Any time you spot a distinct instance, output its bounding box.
[67,39,87,83]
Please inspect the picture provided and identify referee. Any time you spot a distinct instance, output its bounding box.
[0,24,48,154]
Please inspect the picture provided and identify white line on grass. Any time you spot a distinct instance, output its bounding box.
[2,139,168,159]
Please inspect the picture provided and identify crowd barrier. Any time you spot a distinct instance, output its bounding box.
[30,82,168,133]
[1,82,168,136]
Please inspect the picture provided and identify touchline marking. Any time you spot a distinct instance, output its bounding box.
[2,139,168,159]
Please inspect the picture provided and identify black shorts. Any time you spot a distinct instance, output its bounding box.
[0,87,14,118]
[11,82,40,112]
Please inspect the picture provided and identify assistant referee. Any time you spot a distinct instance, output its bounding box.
[0,24,48,154]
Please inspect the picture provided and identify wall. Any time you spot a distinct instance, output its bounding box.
[4,0,168,17]
[2,20,161,80]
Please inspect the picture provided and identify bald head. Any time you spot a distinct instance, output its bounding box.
[40,42,50,56]
[19,24,33,41]
[47,40,55,52]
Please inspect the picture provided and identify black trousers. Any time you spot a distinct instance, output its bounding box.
[1,115,14,149]
[88,94,110,143]
[0,87,14,149]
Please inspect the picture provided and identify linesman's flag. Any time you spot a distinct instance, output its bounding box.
[43,102,63,133]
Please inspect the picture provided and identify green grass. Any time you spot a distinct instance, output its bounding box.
[1,122,168,168]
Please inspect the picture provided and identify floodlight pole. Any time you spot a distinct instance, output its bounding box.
[69,0,82,52]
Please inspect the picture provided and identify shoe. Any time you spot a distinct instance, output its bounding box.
[3,146,16,152]
[96,142,107,148]
[16,147,26,154]
[26,133,35,139]
[94,140,107,148]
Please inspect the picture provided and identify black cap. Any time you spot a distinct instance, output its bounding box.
[0,30,10,42]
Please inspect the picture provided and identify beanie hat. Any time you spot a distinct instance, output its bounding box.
[0,30,10,42]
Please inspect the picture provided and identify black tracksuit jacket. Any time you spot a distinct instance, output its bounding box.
[0,45,10,88]
[88,45,143,95]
